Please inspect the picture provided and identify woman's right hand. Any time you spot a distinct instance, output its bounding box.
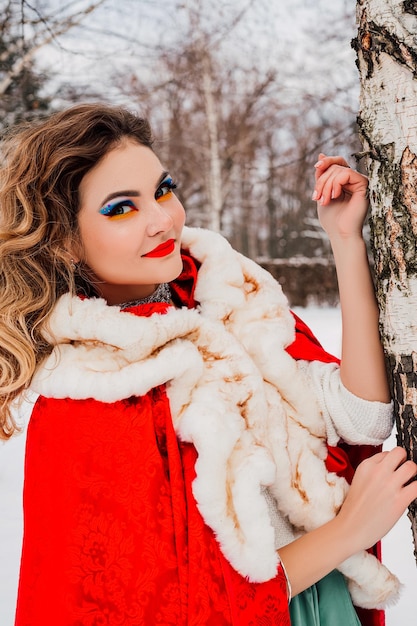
[279,446,417,597]
[313,153,369,241]
[337,447,417,553]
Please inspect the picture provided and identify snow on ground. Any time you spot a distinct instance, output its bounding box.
[0,306,415,624]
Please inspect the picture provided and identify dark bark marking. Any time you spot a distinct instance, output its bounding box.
[353,136,417,284]
[388,353,417,460]
[353,8,417,79]
[400,147,417,239]
[403,0,417,16]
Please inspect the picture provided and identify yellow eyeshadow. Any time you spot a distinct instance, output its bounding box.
[156,190,173,203]
[108,211,137,221]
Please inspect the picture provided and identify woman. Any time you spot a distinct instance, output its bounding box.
[0,103,415,626]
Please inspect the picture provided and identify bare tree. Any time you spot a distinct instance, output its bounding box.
[115,26,280,249]
[113,1,361,263]
[0,0,107,95]
[353,0,417,556]
[5,0,362,306]
[0,0,109,128]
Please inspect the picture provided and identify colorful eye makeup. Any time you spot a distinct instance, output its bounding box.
[155,175,177,202]
[99,199,137,220]
[98,175,178,219]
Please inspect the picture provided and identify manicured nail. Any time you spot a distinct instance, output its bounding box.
[314,160,324,168]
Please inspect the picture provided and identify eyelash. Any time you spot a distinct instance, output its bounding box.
[99,199,137,220]
[155,176,177,202]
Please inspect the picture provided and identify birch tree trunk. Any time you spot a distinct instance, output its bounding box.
[353,0,417,558]
[201,52,223,233]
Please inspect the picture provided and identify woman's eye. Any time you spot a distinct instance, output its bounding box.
[99,199,137,220]
[155,176,177,202]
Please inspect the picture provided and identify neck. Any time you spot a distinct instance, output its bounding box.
[119,283,171,309]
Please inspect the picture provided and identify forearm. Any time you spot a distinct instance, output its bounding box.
[278,515,355,597]
[331,234,390,403]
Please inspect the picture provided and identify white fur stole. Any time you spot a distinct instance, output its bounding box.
[31,226,400,608]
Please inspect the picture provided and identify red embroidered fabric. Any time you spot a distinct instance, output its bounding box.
[15,278,290,625]
[18,390,288,625]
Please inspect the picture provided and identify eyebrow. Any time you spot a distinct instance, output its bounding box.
[99,171,169,208]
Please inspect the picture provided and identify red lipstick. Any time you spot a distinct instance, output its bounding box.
[143,239,175,258]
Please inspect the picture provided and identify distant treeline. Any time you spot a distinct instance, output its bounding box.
[259,258,338,307]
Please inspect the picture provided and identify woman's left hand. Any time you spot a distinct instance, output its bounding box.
[313,153,369,240]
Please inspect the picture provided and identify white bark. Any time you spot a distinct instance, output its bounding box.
[355,0,417,554]
[355,0,417,336]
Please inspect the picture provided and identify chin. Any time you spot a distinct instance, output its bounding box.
[167,256,184,282]
[150,258,183,286]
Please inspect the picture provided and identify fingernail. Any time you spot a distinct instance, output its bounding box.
[314,160,324,168]
[312,190,318,200]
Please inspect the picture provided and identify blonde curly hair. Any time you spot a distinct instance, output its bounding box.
[0,103,153,438]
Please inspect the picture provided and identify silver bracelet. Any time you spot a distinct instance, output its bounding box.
[280,559,292,604]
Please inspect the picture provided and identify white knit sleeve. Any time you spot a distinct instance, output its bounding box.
[298,359,394,447]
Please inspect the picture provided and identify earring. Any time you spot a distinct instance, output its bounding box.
[70,259,77,272]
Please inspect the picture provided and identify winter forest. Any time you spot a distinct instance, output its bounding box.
[0,0,361,306]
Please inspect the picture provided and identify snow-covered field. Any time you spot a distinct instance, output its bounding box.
[0,306,415,625]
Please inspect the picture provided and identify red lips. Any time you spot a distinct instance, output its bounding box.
[143,239,176,258]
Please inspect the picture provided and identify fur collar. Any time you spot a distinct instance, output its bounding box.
[32,226,400,608]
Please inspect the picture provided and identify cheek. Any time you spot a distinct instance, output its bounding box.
[78,217,148,269]
[174,201,186,229]
[77,218,113,262]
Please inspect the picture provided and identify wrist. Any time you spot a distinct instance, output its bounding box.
[330,235,370,270]
[278,515,362,596]
[329,231,366,250]
[331,508,364,557]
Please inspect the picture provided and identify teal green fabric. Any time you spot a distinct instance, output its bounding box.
[289,570,361,626]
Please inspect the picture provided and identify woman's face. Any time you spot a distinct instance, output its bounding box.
[76,140,186,305]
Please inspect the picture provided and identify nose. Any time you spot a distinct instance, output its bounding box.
[146,200,174,236]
